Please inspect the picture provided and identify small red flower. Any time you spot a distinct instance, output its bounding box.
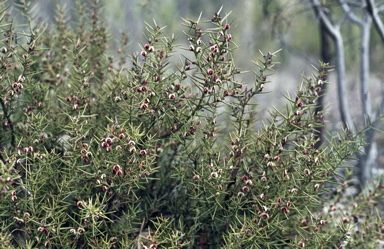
[207,68,214,75]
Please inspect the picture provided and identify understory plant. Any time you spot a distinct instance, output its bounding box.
[0,1,383,248]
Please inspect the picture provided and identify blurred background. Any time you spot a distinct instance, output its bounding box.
[8,0,384,185]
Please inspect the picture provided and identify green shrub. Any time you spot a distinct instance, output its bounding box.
[0,1,383,248]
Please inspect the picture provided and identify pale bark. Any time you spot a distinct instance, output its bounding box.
[340,0,377,189]
[311,0,384,189]
[311,0,354,131]
[367,0,384,43]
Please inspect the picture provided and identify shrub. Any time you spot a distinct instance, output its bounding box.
[0,1,383,248]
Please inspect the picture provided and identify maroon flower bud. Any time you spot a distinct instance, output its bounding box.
[245,179,253,185]
[112,164,121,173]
[242,186,250,192]
[281,206,290,213]
[149,243,157,249]
[224,23,230,30]
[261,176,267,182]
[76,201,84,208]
[24,212,30,221]
[141,51,147,57]
[241,175,248,181]
[314,183,320,191]
[105,137,113,144]
[259,212,269,219]
[296,101,303,107]
[140,103,148,109]
[118,133,125,139]
[207,68,214,75]
[225,34,233,41]
[140,150,147,155]
[127,140,135,146]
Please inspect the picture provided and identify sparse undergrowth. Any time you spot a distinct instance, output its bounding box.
[0,1,383,248]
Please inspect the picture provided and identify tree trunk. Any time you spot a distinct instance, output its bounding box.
[314,7,332,149]
[356,15,376,190]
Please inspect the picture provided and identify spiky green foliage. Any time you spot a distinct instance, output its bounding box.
[0,1,383,249]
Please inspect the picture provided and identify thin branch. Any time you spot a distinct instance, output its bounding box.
[312,0,355,130]
[340,0,364,25]
[311,0,339,38]
[366,0,384,42]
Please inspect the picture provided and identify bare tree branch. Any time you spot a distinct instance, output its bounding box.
[340,0,365,25]
[312,0,355,130]
[340,0,373,117]
[367,0,384,42]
